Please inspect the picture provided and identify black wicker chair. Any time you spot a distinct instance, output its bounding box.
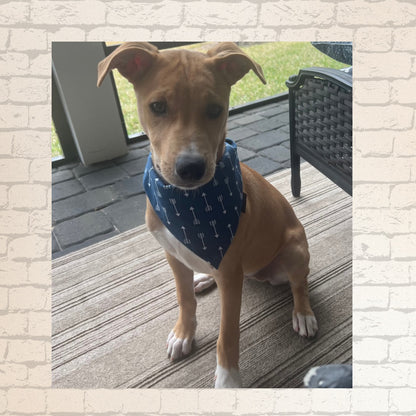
[286,67,352,196]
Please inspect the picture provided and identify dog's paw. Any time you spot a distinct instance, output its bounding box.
[214,364,242,388]
[292,311,318,338]
[167,330,193,361]
[194,273,216,293]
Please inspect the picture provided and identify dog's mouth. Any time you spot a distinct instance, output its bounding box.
[158,170,216,191]
[173,179,211,191]
[161,171,214,191]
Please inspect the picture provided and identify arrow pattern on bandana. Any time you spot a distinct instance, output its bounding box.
[143,139,244,269]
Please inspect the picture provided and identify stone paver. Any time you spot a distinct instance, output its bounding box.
[259,144,290,163]
[52,187,118,224]
[111,174,144,198]
[239,130,284,152]
[73,160,116,178]
[244,156,279,176]
[53,211,114,249]
[52,232,60,253]
[257,103,289,118]
[102,194,147,233]
[52,179,85,202]
[236,147,256,162]
[226,120,242,130]
[233,113,265,126]
[274,127,290,144]
[79,165,129,190]
[53,230,119,259]
[249,114,287,133]
[228,126,257,142]
[52,98,291,258]
[52,169,74,184]
[113,146,149,164]
[119,156,148,176]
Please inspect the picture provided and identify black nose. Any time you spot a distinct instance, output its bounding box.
[175,154,206,182]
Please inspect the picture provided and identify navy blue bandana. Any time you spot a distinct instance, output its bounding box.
[143,139,244,269]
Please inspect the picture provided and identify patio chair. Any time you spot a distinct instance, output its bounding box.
[286,67,352,196]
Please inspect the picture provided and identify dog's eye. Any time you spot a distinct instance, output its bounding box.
[206,104,223,119]
[150,101,167,115]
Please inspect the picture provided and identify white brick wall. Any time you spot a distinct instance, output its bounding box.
[352,11,416,400]
[0,2,30,25]
[354,27,392,52]
[31,1,106,25]
[354,80,390,105]
[354,338,389,363]
[47,390,85,414]
[260,2,335,27]
[160,389,198,414]
[9,29,48,51]
[243,390,284,414]
[390,388,416,412]
[185,2,258,26]
[9,184,48,209]
[108,1,184,26]
[354,51,413,78]
[1,0,415,414]
[394,27,416,51]
[352,388,389,412]
[312,389,351,413]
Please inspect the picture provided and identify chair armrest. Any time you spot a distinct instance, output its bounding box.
[286,67,352,90]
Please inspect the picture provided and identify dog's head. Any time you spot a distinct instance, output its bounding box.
[98,42,266,189]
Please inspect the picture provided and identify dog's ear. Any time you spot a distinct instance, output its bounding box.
[97,42,158,87]
[207,42,266,86]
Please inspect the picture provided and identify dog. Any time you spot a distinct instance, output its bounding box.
[97,42,318,388]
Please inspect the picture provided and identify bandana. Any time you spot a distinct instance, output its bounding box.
[143,139,244,269]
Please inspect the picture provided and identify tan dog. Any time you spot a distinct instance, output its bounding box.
[97,42,318,388]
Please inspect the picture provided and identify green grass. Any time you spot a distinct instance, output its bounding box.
[52,121,63,158]
[229,42,345,106]
[52,42,346,158]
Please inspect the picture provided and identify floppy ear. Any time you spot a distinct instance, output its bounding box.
[207,42,266,86]
[97,42,158,87]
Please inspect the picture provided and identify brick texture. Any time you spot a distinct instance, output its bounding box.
[260,2,335,27]
[1,0,416,415]
[108,1,183,26]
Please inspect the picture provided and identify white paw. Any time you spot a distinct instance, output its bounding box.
[167,330,193,361]
[194,273,216,293]
[293,312,318,337]
[214,364,242,388]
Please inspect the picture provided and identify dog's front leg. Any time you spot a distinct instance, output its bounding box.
[165,251,197,361]
[214,266,244,388]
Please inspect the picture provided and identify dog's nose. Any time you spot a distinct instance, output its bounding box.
[175,154,206,182]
